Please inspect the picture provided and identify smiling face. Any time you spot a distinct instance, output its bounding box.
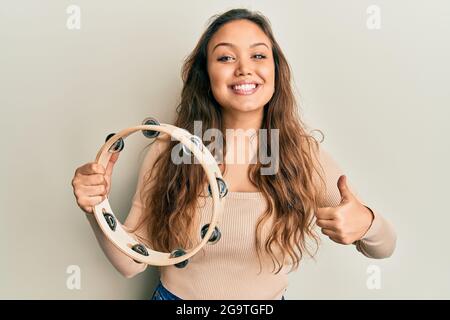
[207,19,275,116]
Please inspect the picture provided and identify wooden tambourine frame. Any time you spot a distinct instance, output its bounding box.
[93,118,228,267]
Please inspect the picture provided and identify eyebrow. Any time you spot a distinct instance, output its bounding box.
[211,42,270,53]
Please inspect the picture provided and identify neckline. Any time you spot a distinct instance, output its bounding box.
[225,191,264,199]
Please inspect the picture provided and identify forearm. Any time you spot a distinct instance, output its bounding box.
[85,213,147,278]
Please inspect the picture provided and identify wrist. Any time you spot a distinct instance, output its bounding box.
[358,205,375,241]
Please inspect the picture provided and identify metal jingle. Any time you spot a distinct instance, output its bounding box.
[182,135,203,155]
[103,212,116,231]
[200,224,222,245]
[105,133,124,153]
[142,117,161,139]
[207,177,228,198]
[170,248,189,268]
[131,243,149,256]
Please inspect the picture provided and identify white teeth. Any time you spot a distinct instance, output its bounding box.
[232,84,257,91]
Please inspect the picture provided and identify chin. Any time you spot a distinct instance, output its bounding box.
[229,104,263,113]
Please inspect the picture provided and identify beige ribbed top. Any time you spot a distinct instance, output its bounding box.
[161,191,289,300]
[86,136,397,300]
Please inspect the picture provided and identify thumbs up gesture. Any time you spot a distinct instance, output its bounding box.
[315,175,374,245]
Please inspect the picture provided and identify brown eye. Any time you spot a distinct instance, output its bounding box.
[254,54,266,59]
[218,56,234,62]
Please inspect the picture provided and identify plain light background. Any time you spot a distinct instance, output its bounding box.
[1,0,449,299]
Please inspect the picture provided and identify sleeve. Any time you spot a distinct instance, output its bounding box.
[314,145,397,259]
[84,135,169,278]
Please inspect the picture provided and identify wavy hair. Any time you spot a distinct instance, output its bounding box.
[131,8,327,274]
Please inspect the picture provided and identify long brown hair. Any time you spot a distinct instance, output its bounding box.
[131,8,326,274]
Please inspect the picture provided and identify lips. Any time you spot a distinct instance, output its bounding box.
[229,83,260,95]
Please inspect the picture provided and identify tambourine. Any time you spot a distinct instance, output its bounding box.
[93,117,228,268]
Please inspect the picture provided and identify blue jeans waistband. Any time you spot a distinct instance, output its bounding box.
[151,281,182,300]
[151,280,286,300]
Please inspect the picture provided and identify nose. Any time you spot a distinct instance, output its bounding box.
[234,59,252,77]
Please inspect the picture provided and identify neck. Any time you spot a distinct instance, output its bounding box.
[220,108,263,165]
[221,108,264,134]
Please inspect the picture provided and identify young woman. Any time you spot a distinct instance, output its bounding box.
[71,8,396,300]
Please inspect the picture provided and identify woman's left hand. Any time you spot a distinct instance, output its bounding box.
[315,175,374,245]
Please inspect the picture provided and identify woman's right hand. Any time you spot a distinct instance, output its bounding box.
[71,153,119,214]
